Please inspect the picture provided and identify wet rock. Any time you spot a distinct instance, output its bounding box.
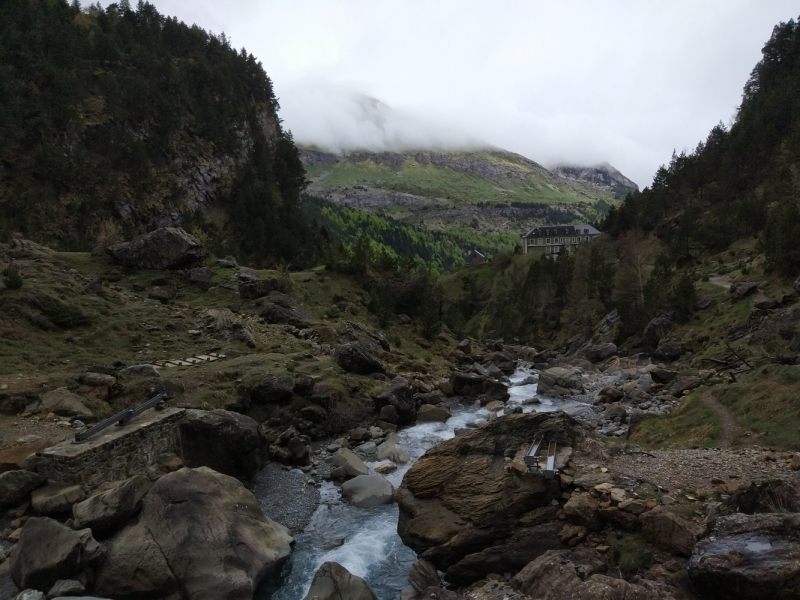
[689,512,800,600]
[396,412,578,584]
[301,561,378,600]
[341,474,394,508]
[377,432,411,463]
[10,517,103,592]
[46,579,85,598]
[408,558,441,593]
[641,506,705,556]
[176,409,267,485]
[0,470,46,508]
[334,342,384,375]
[331,448,369,478]
[72,475,150,535]
[108,227,206,270]
[417,404,451,423]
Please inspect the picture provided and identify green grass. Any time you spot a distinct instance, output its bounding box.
[631,390,722,449]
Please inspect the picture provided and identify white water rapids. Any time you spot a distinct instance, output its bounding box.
[260,368,591,599]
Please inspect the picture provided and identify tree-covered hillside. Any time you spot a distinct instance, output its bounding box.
[604,18,800,276]
[0,0,311,266]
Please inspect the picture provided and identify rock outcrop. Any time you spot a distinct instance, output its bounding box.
[301,562,378,600]
[92,467,292,600]
[27,388,93,420]
[0,470,45,508]
[107,227,207,270]
[449,372,509,403]
[689,512,800,600]
[537,367,584,397]
[396,412,579,585]
[175,409,267,485]
[10,518,103,592]
[374,378,417,425]
[334,342,385,375]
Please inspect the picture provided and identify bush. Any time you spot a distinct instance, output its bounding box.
[34,295,93,328]
[2,266,23,290]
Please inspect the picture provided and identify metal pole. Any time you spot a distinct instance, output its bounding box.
[73,391,168,443]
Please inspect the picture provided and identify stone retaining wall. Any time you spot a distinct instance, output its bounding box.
[36,407,186,492]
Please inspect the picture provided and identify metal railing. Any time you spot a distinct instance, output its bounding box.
[523,435,559,479]
[73,391,168,443]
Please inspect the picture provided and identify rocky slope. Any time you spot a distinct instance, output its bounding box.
[552,163,639,199]
[300,148,630,234]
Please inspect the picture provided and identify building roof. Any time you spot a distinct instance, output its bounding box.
[522,223,601,238]
[466,249,486,258]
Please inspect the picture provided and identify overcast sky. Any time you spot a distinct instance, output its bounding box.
[147,0,797,188]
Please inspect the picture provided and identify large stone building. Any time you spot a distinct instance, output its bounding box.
[521,224,601,255]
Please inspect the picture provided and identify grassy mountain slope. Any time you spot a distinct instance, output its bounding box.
[301,148,634,234]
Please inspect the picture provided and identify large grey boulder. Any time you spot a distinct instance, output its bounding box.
[449,372,509,402]
[376,432,411,463]
[107,227,207,270]
[642,315,672,352]
[28,388,93,420]
[301,562,378,600]
[689,512,800,600]
[417,404,451,423]
[537,367,584,397]
[72,475,151,535]
[331,448,370,478]
[93,467,292,600]
[583,343,617,363]
[31,484,84,515]
[341,474,394,508]
[175,409,267,485]
[334,342,384,375]
[0,470,45,507]
[10,518,104,592]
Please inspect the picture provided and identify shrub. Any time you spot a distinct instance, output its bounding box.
[2,266,23,290]
[34,295,93,328]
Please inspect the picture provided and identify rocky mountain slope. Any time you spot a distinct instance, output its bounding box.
[300,148,635,234]
[552,163,640,199]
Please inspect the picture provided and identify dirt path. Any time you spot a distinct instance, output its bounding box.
[701,391,760,448]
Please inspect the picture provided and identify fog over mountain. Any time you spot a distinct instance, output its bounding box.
[146,0,799,188]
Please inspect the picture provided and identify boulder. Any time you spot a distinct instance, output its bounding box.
[449,372,509,402]
[331,448,370,478]
[12,592,45,600]
[175,409,267,485]
[563,492,602,531]
[118,364,159,377]
[374,378,417,425]
[641,506,705,556]
[731,281,758,301]
[376,432,411,463]
[379,404,399,423]
[301,562,378,600]
[260,302,311,327]
[341,474,394,508]
[10,518,103,592]
[602,402,627,421]
[81,372,116,387]
[31,484,84,515]
[583,343,617,363]
[417,404,451,423]
[649,366,678,384]
[107,227,207,270]
[0,438,51,473]
[217,255,238,268]
[94,467,292,600]
[668,376,703,396]
[239,278,286,299]
[72,475,150,535]
[689,512,800,600]
[642,315,672,353]
[654,340,683,362]
[396,412,579,584]
[511,548,666,600]
[28,388,93,420]
[248,375,294,405]
[593,386,623,404]
[408,559,441,593]
[188,267,213,285]
[537,367,584,397]
[0,470,46,507]
[334,342,384,375]
[46,579,85,598]
[456,339,472,354]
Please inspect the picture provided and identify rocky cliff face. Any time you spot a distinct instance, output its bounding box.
[552,163,639,198]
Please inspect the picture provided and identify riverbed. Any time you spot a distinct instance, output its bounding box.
[260,367,592,599]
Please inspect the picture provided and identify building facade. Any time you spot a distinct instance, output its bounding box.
[521,224,601,255]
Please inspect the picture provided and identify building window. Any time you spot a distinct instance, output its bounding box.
[538,238,543,245]
[546,238,551,244]
[560,237,564,243]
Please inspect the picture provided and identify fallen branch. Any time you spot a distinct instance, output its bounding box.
[725,341,752,369]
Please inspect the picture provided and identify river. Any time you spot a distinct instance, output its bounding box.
[262,367,591,599]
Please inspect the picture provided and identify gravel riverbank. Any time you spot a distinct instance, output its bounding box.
[254,462,321,533]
